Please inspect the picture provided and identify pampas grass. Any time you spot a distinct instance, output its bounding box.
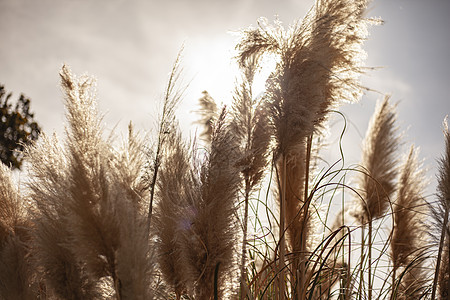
[197,91,218,144]
[154,131,191,299]
[236,1,372,297]
[352,96,400,224]
[0,160,24,245]
[147,49,185,227]
[391,146,428,299]
[155,107,242,299]
[28,125,98,299]
[0,0,449,299]
[0,163,37,299]
[230,54,271,298]
[438,238,450,300]
[432,118,450,300]
[27,65,155,299]
[352,95,399,299]
[180,108,241,299]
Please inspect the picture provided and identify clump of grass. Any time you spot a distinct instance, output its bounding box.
[236,0,373,297]
[0,0,448,299]
[154,107,242,299]
[27,65,156,299]
[432,117,450,300]
[0,163,37,299]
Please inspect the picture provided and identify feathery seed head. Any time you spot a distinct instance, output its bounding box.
[353,96,400,223]
[154,131,191,297]
[196,91,218,144]
[391,146,427,279]
[435,117,450,300]
[438,117,450,216]
[238,0,372,158]
[179,108,241,298]
[0,163,22,240]
[26,66,155,299]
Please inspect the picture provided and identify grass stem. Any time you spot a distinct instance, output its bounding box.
[432,204,449,299]
[279,153,287,300]
[368,219,372,300]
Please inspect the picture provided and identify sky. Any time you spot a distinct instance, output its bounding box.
[1,0,449,196]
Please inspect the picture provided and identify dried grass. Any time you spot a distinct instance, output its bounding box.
[353,96,400,224]
[196,91,218,144]
[154,131,191,298]
[178,109,241,298]
[432,117,450,300]
[391,146,428,299]
[0,0,447,299]
[0,163,37,299]
[27,65,155,299]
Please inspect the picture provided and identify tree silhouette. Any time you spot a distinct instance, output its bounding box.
[0,85,41,169]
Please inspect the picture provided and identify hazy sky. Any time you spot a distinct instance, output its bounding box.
[1,0,449,196]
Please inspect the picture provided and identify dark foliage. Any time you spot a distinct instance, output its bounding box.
[0,85,41,169]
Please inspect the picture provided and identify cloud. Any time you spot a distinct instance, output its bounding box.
[0,0,448,201]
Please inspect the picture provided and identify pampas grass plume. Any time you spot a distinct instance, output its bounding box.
[180,108,241,298]
[391,146,428,299]
[154,131,191,298]
[0,163,37,299]
[432,117,450,300]
[196,91,218,144]
[27,65,155,299]
[353,96,400,223]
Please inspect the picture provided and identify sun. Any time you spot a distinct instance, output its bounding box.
[184,36,277,106]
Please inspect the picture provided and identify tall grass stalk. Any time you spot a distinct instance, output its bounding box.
[153,130,190,299]
[391,146,428,299]
[231,54,270,299]
[147,49,185,229]
[1,0,449,299]
[432,118,450,300]
[175,108,241,298]
[352,96,399,299]
[279,153,287,299]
